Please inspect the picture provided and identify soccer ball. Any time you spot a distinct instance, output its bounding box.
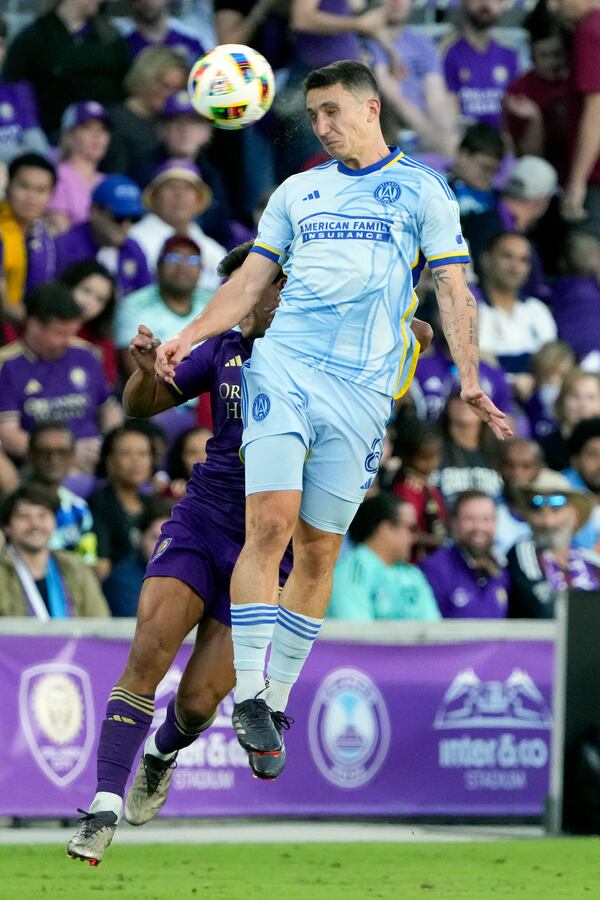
[188,44,275,130]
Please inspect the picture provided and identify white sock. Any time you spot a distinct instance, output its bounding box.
[230,603,278,703]
[89,791,122,820]
[265,606,323,712]
[144,731,177,762]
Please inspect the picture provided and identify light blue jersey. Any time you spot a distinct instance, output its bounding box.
[251,147,469,398]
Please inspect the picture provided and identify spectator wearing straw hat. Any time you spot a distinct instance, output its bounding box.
[508,470,600,618]
[130,158,225,290]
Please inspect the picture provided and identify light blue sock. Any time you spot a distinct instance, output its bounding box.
[230,603,278,703]
[265,606,323,712]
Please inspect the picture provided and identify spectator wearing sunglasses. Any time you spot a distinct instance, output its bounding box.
[327,494,440,622]
[115,234,211,380]
[507,471,599,618]
[55,175,152,298]
[420,490,509,619]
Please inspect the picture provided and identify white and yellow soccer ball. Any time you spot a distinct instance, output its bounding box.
[187,44,275,130]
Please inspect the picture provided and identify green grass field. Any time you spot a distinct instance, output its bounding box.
[3,840,600,900]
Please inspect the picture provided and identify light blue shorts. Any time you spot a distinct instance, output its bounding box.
[241,338,392,534]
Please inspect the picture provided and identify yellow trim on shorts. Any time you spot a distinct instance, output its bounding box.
[392,290,419,400]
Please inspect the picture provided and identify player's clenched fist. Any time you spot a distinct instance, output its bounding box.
[154,335,192,382]
[129,324,160,374]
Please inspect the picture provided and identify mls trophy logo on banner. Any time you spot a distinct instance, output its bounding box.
[19,661,95,787]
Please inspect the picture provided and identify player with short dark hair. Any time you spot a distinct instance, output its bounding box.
[67,243,290,866]
[156,58,510,773]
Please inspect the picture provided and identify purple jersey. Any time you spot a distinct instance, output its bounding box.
[294,0,361,68]
[146,329,292,626]
[0,218,56,296]
[442,35,519,128]
[415,347,512,421]
[165,330,250,536]
[0,340,110,438]
[55,222,152,298]
[0,81,44,163]
[420,543,509,618]
[369,29,442,114]
[126,25,205,67]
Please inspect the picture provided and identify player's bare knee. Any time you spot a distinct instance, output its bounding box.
[245,501,296,554]
[293,529,342,582]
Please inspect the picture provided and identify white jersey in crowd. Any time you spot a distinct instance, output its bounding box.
[250,147,470,398]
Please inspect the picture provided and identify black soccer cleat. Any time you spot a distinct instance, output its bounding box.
[232,698,283,753]
[248,710,293,780]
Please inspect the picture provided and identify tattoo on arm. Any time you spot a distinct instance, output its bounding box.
[432,268,451,291]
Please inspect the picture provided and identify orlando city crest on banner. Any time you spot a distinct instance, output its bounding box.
[19,661,95,787]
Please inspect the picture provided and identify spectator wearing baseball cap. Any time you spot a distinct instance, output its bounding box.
[115,233,212,381]
[55,175,152,298]
[47,102,112,235]
[130,159,226,291]
[133,91,235,249]
[462,154,559,299]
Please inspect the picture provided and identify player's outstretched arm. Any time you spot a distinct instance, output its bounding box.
[155,253,280,381]
[432,264,513,440]
[123,325,177,418]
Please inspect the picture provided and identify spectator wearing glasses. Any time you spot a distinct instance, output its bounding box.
[115,234,211,379]
[55,175,152,297]
[508,470,599,618]
[327,494,440,622]
[26,422,97,565]
[420,490,509,618]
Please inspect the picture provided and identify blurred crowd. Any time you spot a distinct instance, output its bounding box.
[0,0,599,622]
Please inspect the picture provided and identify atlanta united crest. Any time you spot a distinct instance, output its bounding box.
[19,661,95,787]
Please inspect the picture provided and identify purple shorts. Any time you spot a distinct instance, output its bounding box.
[144,498,244,627]
[145,494,294,626]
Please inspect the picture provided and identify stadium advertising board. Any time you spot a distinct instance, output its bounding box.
[0,636,552,817]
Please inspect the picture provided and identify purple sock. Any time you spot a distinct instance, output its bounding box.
[96,686,155,797]
[154,697,216,755]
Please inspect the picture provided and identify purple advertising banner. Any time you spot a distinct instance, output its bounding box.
[0,636,553,817]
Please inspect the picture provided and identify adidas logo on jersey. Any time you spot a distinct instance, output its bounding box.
[302,189,320,201]
[225,355,243,367]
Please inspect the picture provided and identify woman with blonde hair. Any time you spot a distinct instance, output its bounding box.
[46,102,111,234]
[104,46,189,177]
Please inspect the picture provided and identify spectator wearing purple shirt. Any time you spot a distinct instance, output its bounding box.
[370,0,458,156]
[551,232,600,368]
[117,0,206,66]
[0,282,123,469]
[0,153,57,328]
[0,16,49,166]
[292,0,385,70]
[56,175,152,298]
[420,490,509,618]
[440,0,520,128]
